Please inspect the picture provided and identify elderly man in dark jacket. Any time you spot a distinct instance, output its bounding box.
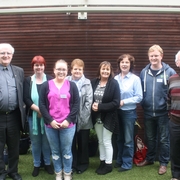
[0,43,25,180]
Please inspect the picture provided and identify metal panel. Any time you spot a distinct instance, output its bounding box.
[0,12,179,138]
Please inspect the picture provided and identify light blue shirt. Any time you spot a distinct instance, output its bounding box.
[0,64,18,111]
[114,72,142,110]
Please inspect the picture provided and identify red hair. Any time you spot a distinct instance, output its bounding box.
[31,55,46,69]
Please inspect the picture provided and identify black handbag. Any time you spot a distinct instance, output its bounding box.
[19,118,30,155]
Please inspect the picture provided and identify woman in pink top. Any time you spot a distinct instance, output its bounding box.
[39,59,79,180]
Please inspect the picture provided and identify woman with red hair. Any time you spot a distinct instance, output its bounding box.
[23,55,54,177]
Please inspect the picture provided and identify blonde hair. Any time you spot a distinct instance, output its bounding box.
[71,58,84,69]
[54,59,68,68]
[148,44,163,55]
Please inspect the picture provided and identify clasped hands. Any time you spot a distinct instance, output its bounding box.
[92,102,98,112]
[50,120,69,129]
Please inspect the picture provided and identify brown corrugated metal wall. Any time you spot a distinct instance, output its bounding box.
[0,12,180,137]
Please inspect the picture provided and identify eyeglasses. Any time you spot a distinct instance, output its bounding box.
[0,52,12,55]
[55,68,67,72]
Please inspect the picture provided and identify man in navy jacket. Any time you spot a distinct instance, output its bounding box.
[137,44,176,176]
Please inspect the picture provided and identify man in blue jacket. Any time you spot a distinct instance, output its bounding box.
[137,44,176,175]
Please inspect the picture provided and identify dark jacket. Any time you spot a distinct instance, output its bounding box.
[140,62,176,117]
[91,78,120,134]
[11,65,26,130]
[39,80,80,125]
[23,74,53,116]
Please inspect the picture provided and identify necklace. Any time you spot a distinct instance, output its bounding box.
[100,80,107,87]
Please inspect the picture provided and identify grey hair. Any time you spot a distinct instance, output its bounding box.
[175,51,180,62]
[0,43,15,54]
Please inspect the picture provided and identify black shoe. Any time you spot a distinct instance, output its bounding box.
[32,167,40,177]
[72,167,76,174]
[76,164,88,174]
[97,163,112,175]
[8,173,22,180]
[76,170,82,174]
[44,165,54,175]
[114,163,121,168]
[118,167,129,172]
[95,161,105,173]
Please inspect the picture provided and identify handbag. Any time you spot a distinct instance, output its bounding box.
[19,118,30,155]
[133,135,147,165]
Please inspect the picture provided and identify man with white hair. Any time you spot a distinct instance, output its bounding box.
[168,50,180,180]
[0,43,25,180]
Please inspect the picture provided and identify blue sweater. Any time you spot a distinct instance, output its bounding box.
[140,62,176,117]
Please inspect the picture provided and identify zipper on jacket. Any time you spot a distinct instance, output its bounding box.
[152,76,156,117]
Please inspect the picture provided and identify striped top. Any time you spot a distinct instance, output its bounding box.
[168,73,180,124]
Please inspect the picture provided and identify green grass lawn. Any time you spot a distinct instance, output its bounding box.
[15,153,172,180]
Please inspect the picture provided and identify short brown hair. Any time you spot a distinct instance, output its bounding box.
[117,54,135,73]
[96,61,114,79]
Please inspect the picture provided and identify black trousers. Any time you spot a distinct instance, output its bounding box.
[169,120,180,179]
[0,109,21,175]
[72,129,90,171]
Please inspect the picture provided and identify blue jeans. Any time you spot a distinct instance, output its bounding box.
[45,125,75,173]
[28,116,51,167]
[144,115,170,166]
[116,109,137,169]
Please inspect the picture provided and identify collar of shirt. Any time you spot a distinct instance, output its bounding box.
[120,72,132,79]
[0,64,10,71]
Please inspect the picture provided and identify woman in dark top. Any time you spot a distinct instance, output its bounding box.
[91,61,120,175]
[23,56,53,177]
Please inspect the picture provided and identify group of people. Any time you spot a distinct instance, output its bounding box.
[0,42,179,180]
